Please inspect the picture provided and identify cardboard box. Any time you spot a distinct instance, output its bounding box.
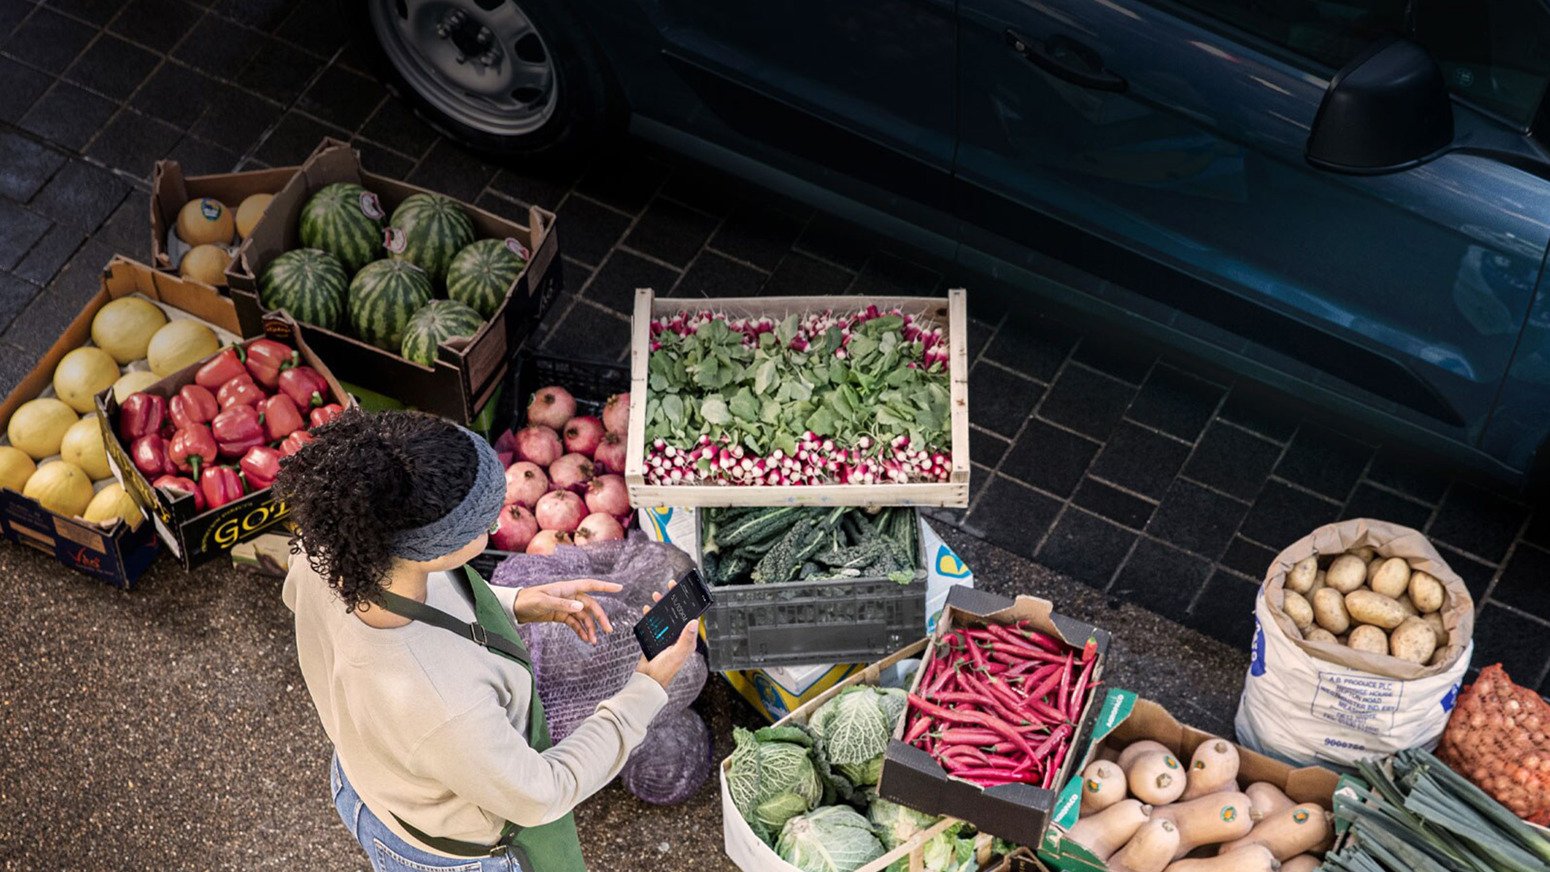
[1038,690,1342,871]
[97,311,350,570]
[227,138,561,423]
[150,160,298,280]
[626,288,970,508]
[878,587,1112,846]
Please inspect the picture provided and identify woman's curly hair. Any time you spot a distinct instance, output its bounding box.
[272,408,478,610]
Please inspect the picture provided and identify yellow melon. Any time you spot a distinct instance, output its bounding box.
[112,371,162,403]
[7,397,77,459]
[91,296,169,365]
[53,346,120,413]
[236,193,273,239]
[177,197,234,246]
[23,461,93,516]
[147,320,219,377]
[60,415,111,481]
[84,482,143,529]
[180,244,231,286]
[0,446,36,493]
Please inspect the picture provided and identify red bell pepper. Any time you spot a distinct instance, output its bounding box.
[217,374,265,410]
[169,423,217,478]
[119,392,166,441]
[130,434,174,478]
[199,466,246,509]
[239,445,283,491]
[169,384,219,430]
[279,430,315,457]
[152,474,206,512]
[195,347,247,390]
[261,394,304,442]
[243,338,298,389]
[309,403,344,429]
[277,365,329,409]
[212,404,265,458]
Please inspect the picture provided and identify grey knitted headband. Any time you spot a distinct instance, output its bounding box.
[390,427,506,561]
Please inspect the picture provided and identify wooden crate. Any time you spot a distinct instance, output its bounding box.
[626,288,970,507]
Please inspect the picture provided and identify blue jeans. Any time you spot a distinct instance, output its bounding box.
[331,752,522,872]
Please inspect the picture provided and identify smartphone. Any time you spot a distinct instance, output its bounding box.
[634,568,713,659]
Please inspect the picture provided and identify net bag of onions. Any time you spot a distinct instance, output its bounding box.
[1437,663,1550,826]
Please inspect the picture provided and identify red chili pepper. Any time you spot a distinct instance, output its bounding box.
[152,474,205,512]
[1082,636,1098,664]
[239,445,283,491]
[277,365,328,409]
[904,717,933,745]
[169,423,217,478]
[908,694,1036,760]
[199,465,245,508]
[308,403,343,429]
[195,347,247,390]
[212,404,265,458]
[243,338,297,389]
[130,434,174,478]
[217,374,264,410]
[169,384,219,430]
[118,392,166,441]
[1012,622,1067,653]
[279,430,315,457]
[260,394,304,442]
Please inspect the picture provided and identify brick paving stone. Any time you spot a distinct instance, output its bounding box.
[97,188,150,259]
[622,199,719,269]
[584,250,677,315]
[1492,543,1550,618]
[164,134,239,175]
[213,0,298,31]
[188,83,283,153]
[1072,477,1155,530]
[1429,481,1527,564]
[851,251,940,295]
[0,0,34,33]
[234,37,322,104]
[1038,364,1135,441]
[46,0,123,24]
[13,222,83,285]
[1070,336,1154,385]
[0,337,35,395]
[488,165,575,212]
[0,132,65,202]
[1239,480,1340,547]
[762,250,852,296]
[1125,364,1224,442]
[273,0,346,58]
[1435,544,1497,603]
[1520,510,1550,550]
[0,270,41,334]
[555,195,631,267]
[359,98,439,163]
[964,316,995,366]
[86,109,183,175]
[19,80,115,151]
[109,0,200,51]
[657,164,755,219]
[349,138,413,179]
[1088,422,1190,500]
[0,200,49,270]
[130,61,214,129]
[3,6,95,73]
[1187,571,1259,646]
[983,314,1076,383]
[62,33,159,100]
[671,250,764,299]
[1364,448,1452,503]
[403,139,496,203]
[1182,421,1281,501]
[792,214,875,270]
[1340,482,1432,530]
[998,418,1099,498]
[1471,603,1550,687]
[297,64,381,134]
[0,237,112,357]
[574,149,671,215]
[1218,387,1298,442]
[540,300,630,360]
[1274,423,1374,502]
[1147,479,1248,559]
[172,13,267,75]
[28,158,128,231]
[707,202,804,272]
[1221,536,1276,579]
[251,110,344,167]
[0,57,51,124]
[1036,506,1136,588]
[964,474,1061,558]
[969,426,1009,468]
[967,362,1041,438]
[1111,538,1211,622]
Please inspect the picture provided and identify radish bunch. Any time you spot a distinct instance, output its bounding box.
[644,431,951,487]
[490,385,634,554]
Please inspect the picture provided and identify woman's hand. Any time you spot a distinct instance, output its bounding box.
[512,578,622,644]
[635,582,702,690]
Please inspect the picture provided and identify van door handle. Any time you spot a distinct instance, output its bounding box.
[1006,29,1127,93]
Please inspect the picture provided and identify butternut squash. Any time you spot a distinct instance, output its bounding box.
[1150,791,1254,860]
[1180,739,1239,800]
[1127,750,1187,805]
[1080,759,1128,816]
[1065,798,1151,861]
[1117,739,1173,771]
[1279,855,1320,872]
[1111,818,1179,872]
[1164,845,1277,872]
[1245,782,1294,822]
[1219,802,1332,861]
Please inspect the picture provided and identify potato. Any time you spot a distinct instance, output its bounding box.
[1311,588,1351,634]
[1409,571,1444,613]
[1326,555,1367,593]
[1348,624,1389,654]
[1395,595,1419,618]
[1305,627,1337,644]
[1349,545,1376,562]
[1282,590,1315,632]
[1370,557,1411,598]
[1308,570,1326,596]
[1390,617,1438,664]
[1345,590,1406,629]
[1421,612,1447,647]
[1287,556,1318,594]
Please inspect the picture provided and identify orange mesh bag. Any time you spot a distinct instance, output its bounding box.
[1438,663,1550,826]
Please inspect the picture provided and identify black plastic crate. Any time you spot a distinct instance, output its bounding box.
[696,508,928,672]
[468,351,631,580]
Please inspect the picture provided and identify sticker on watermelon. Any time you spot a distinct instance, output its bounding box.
[359,191,385,221]
[504,237,530,261]
[383,227,407,254]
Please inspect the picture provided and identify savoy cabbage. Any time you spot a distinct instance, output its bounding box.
[776,805,886,872]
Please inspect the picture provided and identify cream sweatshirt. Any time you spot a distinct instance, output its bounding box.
[282,552,667,856]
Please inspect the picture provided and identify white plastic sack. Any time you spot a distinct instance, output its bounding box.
[1235,518,1474,769]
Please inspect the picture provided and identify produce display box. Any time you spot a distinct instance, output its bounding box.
[466,351,631,579]
[879,586,1111,846]
[1038,690,1341,872]
[149,160,298,280]
[227,138,562,424]
[625,288,970,508]
[97,312,350,570]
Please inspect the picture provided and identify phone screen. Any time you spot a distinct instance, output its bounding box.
[634,568,713,658]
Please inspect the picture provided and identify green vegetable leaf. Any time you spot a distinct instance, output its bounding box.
[729,387,760,423]
[701,395,731,425]
[754,358,777,395]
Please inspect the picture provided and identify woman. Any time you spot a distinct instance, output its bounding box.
[275,408,698,872]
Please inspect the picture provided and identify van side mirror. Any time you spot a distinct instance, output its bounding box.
[1306,38,1454,174]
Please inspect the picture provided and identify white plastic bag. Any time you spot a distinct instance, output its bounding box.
[1235,518,1473,769]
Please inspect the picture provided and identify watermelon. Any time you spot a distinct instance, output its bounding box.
[299,182,384,275]
[446,238,526,318]
[348,260,433,351]
[259,248,347,330]
[387,193,476,288]
[400,300,485,366]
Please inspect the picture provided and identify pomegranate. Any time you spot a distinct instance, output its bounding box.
[602,391,631,434]
[491,504,538,552]
[492,428,517,455]
[585,474,630,516]
[525,529,572,555]
[496,450,513,467]
[593,431,627,474]
[575,512,625,545]
[548,453,595,492]
[515,425,562,467]
[562,415,604,456]
[527,386,575,430]
[534,490,585,532]
[503,461,548,507]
